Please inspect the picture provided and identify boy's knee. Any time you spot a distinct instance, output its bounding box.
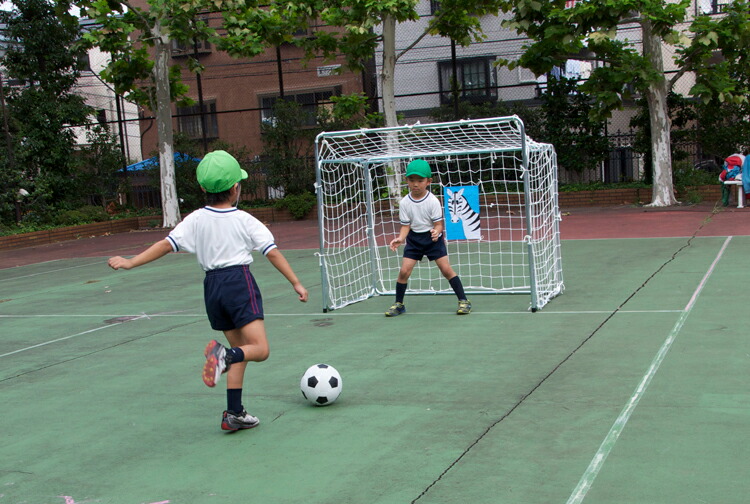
[439,265,456,279]
[255,347,270,362]
[397,269,412,282]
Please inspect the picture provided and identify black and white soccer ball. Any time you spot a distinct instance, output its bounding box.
[300,364,342,406]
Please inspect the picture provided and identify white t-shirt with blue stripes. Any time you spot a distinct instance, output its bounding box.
[167,207,277,271]
[399,192,444,233]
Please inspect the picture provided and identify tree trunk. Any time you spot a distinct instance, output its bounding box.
[380,14,402,211]
[381,14,397,128]
[153,19,181,227]
[642,19,676,207]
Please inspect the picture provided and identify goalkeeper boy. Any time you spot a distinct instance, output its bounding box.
[108,150,308,432]
[385,159,471,317]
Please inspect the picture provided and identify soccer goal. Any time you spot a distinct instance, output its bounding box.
[314,116,564,312]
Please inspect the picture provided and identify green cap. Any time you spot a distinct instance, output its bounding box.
[196,150,248,193]
[405,159,431,178]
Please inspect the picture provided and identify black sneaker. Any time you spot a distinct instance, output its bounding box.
[202,340,229,387]
[222,409,260,431]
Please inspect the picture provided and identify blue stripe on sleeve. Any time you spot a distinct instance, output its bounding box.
[262,243,277,255]
[166,235,179,252]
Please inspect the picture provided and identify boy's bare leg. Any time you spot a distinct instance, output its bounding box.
[224,319,269,389]
[397,257,418,283]
[434,256,457,279]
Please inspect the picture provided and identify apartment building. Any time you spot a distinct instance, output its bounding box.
[125,2,373,161]
[369,0,730,182]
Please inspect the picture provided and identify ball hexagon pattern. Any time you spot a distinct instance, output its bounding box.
[300,364,342,406]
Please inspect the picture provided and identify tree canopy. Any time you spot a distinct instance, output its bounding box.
[496,0,750,205]
[0,0,93,225]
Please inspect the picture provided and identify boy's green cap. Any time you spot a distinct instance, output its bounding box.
[405,159,431,178]
[196,150,248,193]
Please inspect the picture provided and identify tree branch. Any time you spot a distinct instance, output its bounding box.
[395,29,429,62]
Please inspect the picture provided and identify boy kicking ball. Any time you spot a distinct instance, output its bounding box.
[385,159,471,317]
[108,150,308,431]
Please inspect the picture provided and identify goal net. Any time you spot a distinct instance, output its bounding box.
[314,116,564,312]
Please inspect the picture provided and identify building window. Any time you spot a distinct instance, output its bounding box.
[696,0,730,14]
[260,88,340,127]
[171,38,212,58]
[438,57,496,104]
[536,59,593,95]
[176,100,219,140]
[430,0,441,15]
[78,53,92,72]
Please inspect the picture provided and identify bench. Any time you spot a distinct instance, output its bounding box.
[723,179,745,208]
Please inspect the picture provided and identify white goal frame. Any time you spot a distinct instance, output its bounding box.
[314,116,564,312]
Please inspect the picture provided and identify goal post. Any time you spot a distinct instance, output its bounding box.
[314,116,564,312]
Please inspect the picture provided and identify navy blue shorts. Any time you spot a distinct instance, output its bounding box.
[203,265,264,331]
[403,230,447,261]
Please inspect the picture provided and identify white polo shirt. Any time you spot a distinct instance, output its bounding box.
[399,192,443,233]
[167,207,277,271]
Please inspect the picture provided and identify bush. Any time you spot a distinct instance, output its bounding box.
[53,210,88,226]
[78,205,110,222]
[53,205,110,226]
[238,199,273,210]
[672,160,719,190]
[559,181,649,192]
[274,192,316,219]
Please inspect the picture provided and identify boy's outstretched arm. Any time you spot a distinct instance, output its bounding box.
[108,239,173,270]
[265,248,309,302]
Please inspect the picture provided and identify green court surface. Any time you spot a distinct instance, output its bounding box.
[1,235,748,504]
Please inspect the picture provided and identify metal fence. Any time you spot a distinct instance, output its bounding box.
[92,45,715,208]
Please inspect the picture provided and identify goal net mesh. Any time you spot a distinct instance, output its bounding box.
[315,116,563,312]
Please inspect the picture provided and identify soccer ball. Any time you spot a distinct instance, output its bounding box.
[300,364,342,406]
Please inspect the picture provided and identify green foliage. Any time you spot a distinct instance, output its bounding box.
[317,93,383,131]
[259,100,316,196]
[0,222,56,237]
[497,0,688,120]
[559,181,650,192]
[237,199,273,210]
[74,0,202,106]
[676,1,750,107]
[629,92,743,184]
[0,149,25,227]
[430,100,544,139]
[304,0,506,71]
[216,2,310,59]
[146,133,256,213]
[672,160,718,190]
[77,126,126,207]
[53,205,109,226]
[693,98,750,163]
[109,206,161,219]
[273,192,316,219]
[0,0,96,227]
[429,77,607,174]
[538,77,609,175]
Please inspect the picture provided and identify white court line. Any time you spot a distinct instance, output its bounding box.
[0,260,103,281]
[0,309,683,359]
[566,236,732,504]
[0,314,149,358]
[0,309,684,319]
